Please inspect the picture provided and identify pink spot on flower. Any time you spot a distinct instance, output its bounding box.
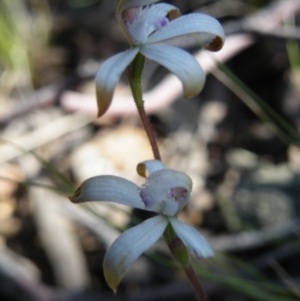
[157,17,168,29]
[169,187,188,206]
[160,18,168,27]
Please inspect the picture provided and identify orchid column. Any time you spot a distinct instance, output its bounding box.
[73,1,225,300]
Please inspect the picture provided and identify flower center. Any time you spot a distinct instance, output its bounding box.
[138,169,192,217]
[121,4,174,45]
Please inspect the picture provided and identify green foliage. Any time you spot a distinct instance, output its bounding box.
[0,0,51,87]
[68,0,103,7]
[213,62,300,147]
[247,0,273,9]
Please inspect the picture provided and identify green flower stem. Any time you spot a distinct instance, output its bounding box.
[126,53,161,161]
[164,223,208,301]
[163,223,190,266]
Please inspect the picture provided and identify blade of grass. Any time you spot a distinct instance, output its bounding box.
[212,63,300,147]
[0,175,69,195]
[193,259,298,301]
[145,252,297,301]
[269,259,300,299]
[285,18,300,93]
[213,251,300,296]
[0,138,75,191]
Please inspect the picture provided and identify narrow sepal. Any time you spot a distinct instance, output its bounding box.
[69,175,146,210]
[140,44,205,98]
[169,218,214,258]
[95,48,138,117]
[147,13,225,51]
[104,215,168,292]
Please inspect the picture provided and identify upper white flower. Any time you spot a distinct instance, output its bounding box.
[96,0,225,117]
[70,160,214,292]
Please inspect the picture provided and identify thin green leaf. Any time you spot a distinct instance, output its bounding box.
[213,63,300,147]
[0,138,75,191]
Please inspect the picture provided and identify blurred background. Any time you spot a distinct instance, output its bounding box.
[0,0,300,300]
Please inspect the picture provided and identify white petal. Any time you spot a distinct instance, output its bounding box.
[169,218,214,258]
[125,4,177,44]
[69,175,146,210]
[140,44,205,98]
[147,13,225,51]
[104,215,168,292]
[95,48,138,117]
[136,159,166,178]
[117,0,160,14]
[140,169,192,216]
[141,3,177,18]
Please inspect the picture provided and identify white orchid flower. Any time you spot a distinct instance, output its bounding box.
[96,0,225,117]
[70,160,213,292]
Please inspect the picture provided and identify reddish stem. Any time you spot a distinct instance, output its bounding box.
[184,266,208,301]
[126,53,161,160]
[136,103,161,160]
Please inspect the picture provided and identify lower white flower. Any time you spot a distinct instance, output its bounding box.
[70,160,213,292]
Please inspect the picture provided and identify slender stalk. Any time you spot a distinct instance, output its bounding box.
[126,53,161,160]
[136,103,161,160]
[164,223,208,301]
[184,266,208,301]
[127,52,206,300]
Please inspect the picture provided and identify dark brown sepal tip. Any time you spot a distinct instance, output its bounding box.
[205,36,223,52]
